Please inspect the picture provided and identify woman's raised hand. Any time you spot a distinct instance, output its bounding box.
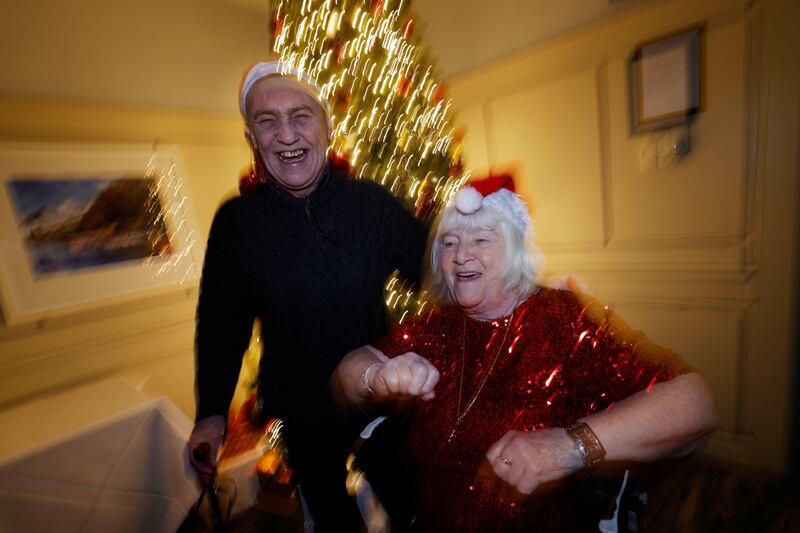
[368,352,440,401]
[484,428,583,494]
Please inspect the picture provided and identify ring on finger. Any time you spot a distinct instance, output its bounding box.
[500,456,512,466]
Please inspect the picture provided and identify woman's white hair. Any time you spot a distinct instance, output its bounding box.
[425,200,544,305]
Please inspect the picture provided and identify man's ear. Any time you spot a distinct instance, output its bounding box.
[326,118,332,143]
[244,127,256,149]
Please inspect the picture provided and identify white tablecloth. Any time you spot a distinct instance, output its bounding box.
[0,376,200,533]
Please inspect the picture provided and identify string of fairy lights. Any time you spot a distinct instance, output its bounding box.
[144,151,197,283]
[271,0,467,320]
[272,0,465,208]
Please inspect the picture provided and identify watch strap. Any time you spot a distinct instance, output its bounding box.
[565,421,606,467]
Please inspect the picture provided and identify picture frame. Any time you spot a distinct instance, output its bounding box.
[0,142,200,326]
[630,24,705,133]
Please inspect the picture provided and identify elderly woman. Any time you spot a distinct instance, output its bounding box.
[333,175,717,532]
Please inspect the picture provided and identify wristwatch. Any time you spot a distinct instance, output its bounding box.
[565,421,606,467]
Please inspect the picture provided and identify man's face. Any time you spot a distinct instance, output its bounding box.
[245,76,330,198]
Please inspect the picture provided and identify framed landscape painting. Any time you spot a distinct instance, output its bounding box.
[0,143,200,326]
[6,176,174,277]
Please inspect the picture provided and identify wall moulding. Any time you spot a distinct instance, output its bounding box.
[486,67,607,248]
[539,232,745,254]
[607,295,750,312]
[0,325,194,410]
[609,296,752,446]
[537,239,608,254]
[0,285,197,340]
[547,264,755,285]
[0,270,197,411]
[452,55,607,111]
[741,1,768,275]
[448,1,747,108]
[0,302,195,375]
[0,315,194,382]
[451,5,751,259]
[596,60,615,247]
[605,231,743,250]
[534,228,757,256]
[0,94,245,146]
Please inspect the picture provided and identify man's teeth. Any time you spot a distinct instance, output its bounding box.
[279,149,305,159]
[457,272,479,279]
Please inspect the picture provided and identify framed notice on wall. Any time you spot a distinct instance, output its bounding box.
[630,24,705,133]
[0,142,200,326]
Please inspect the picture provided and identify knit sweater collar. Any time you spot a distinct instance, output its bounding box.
[258,163,343,209]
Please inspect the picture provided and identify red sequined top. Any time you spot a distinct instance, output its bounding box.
[372,287,692,532]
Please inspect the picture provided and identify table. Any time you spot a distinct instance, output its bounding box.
[0,375,200,532]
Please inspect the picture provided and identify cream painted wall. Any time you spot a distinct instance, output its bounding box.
[449,0,799,472]
[0,0,266,417]
[0,0,269,110]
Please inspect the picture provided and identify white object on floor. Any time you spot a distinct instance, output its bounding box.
[598,469,630,533]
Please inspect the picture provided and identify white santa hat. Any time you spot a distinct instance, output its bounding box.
[452,174,532,235]
[239,60,331,118]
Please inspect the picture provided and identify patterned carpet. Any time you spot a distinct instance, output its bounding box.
[633,454,800,532]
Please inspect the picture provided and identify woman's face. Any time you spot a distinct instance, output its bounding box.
[439,225,515,320]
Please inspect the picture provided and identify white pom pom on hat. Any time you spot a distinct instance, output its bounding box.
[454,186,483,214]
[452,174,532,234]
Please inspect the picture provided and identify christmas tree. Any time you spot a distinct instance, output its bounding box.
[270,0,465,321]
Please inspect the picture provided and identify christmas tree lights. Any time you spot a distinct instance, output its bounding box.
[271,0,466,319]
[144,151,197,283]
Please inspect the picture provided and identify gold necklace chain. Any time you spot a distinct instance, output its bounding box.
[447,311,514,444]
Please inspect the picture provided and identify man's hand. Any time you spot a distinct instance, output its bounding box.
[368,352,440,401]
[187,415,226,484]
[484,427,583,495]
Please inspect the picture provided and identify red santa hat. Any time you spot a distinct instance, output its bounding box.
[453,174,532,234]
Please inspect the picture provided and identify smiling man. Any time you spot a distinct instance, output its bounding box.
[245,73,331,197]
[187,60,428,532]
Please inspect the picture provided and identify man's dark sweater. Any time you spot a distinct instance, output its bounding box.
[195,163,427,529]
